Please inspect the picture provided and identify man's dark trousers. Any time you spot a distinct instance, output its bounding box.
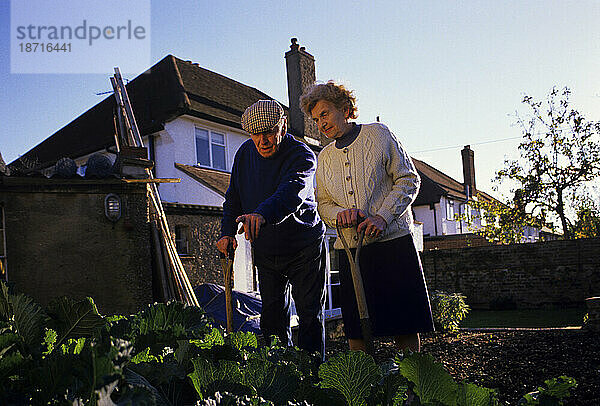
[254,238,326,354]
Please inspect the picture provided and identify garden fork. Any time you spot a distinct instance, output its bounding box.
[336,220,375,355]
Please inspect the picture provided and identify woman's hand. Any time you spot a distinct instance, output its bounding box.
[357,214,387,238]
[337,209,387,238]
[336,208,366,228]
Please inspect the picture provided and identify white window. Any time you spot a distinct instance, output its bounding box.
[479,209,487,226]
[464,204,472,221]
[195,127,226,170]
[446,199,455,220]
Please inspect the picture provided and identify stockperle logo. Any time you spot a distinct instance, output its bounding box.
[10,0,150,74]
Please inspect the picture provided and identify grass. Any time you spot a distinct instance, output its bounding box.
[460,308,586,328]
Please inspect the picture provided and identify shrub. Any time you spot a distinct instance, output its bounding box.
[430,290,470,332]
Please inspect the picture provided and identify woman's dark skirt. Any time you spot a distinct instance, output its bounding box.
[338,234,435,338]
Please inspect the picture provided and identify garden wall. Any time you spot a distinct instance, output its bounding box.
[421,237,600,309]
[0,177,153,315]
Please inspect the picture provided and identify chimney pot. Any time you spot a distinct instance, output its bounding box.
[290,38,299,51]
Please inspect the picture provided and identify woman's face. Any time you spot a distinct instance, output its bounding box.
[310,99,352,140]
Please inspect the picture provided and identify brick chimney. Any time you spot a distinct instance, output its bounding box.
[461,145,476,198]
[284,38,323,145]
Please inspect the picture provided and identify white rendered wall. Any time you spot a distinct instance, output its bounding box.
[153,115,249,205]
[413,205,434,236]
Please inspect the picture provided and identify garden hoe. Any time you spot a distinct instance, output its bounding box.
[336,220,375,356]
[220,245,235,333]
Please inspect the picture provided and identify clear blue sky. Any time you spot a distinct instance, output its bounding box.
[1,0,599,200]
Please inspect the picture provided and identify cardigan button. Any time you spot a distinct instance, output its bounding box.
[343,148,349,153]
[348,190,354,195]
[346,176,351,181]
[344,161,350,166]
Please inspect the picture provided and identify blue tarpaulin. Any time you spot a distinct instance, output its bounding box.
[194,283,262,334]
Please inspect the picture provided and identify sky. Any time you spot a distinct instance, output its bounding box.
[1,0,599,201]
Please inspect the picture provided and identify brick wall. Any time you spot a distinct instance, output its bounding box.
[1,177,153,315]
[421,237,600,309]
[164,203,223,287]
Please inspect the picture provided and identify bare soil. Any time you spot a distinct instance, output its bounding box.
[325,328,600,405]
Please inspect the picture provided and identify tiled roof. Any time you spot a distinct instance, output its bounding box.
[10,55,287,170]
[174,163,230,196]
[412,158,497,205]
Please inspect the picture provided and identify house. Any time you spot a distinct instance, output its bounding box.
[412,146,551,249]
[10,39,351,316]
[11,38,545,317]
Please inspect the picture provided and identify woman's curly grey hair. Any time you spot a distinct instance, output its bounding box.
[300,81,358,119]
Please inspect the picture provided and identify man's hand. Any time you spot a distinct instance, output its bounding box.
[216,236,237,257]
[357,214,387,238]
[236,213,266,242]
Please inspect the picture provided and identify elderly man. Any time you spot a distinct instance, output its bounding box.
[216,100,326,354]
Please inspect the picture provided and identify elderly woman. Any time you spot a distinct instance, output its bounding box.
[300,81,434,352]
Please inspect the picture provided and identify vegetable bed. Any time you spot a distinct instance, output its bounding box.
[329,329,598,404]
[0,281,592,405]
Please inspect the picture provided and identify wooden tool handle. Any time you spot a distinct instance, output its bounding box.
[220,245,235,333]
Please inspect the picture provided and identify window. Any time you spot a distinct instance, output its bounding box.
[446,199,455,220]
[464,204,472,221]
[175,225,189,255]
[479,209,487,226]
[195,127,226,170]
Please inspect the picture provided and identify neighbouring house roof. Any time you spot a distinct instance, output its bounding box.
[412,158,497,206]
[10,55,289,171]
[11,53,500,210]
[174,163,230,197]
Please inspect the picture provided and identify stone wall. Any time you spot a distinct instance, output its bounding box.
[164,203,223,287]
[1,177,153,315]
[424,233,492,250]
[421,237,600,309]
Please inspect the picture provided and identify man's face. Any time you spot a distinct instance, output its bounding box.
[251,118,286,158]
[310,99,351,140]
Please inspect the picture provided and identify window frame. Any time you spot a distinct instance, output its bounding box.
[194,126,227,171]
[174,225,190,256]
[446,198,455,221]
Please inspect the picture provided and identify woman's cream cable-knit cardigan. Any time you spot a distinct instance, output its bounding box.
[315,123,420,249]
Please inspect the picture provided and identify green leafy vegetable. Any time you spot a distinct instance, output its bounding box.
[398,352,458,405]
[46,296,106,349]
[319,351,381,406]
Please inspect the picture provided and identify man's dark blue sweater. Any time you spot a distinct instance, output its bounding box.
[221,134,325,256]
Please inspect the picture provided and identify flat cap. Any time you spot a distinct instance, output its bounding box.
[241,100,285,134]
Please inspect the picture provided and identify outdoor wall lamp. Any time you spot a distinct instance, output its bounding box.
[104,193,122,222]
